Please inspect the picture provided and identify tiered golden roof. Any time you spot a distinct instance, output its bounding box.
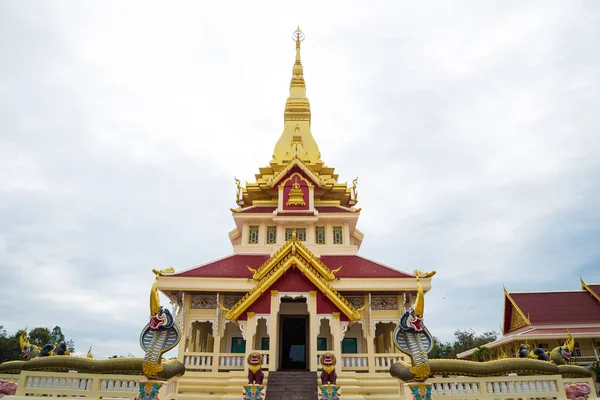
[235,28,357,208]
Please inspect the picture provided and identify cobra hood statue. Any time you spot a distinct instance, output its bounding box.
[392,270,435,382]
[139,268,183,380]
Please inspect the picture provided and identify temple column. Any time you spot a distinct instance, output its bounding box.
[269,290,279,371]
[244,312,257,367]
[212,298,223,372]
[211,328,222,372]
[309,291,318,372]
[366,324,376,374]
[177,294,191,361]
[331,312,342,365]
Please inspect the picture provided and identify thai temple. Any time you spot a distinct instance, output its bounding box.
[2,27,598,400]
[155,27,430,399]
[458,278,600,365]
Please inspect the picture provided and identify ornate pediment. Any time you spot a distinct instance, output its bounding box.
[222,237,361,321]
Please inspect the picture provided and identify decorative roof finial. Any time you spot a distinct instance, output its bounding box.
[293,25,305,63]
[272,26,321,165]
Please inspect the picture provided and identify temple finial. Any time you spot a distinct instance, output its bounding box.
[272,27,321,165]
[293,26,304,63]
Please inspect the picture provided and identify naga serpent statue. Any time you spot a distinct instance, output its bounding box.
[389,270,592,398]
[0,269,186,398]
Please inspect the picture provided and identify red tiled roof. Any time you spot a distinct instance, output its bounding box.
[172,254,269,278]
[587,284,600,299]
[237,207,276,213]
[510,291,600,325]
[320,255,412,278]
[522,327,600,335]
[170,254,412,279]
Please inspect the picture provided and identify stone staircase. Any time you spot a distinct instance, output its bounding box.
[265,371,318,400]
[170,370,402,399]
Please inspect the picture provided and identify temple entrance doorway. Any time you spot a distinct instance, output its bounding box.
[279,315,308,370]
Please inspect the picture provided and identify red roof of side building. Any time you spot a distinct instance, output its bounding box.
[586,284,600,300]
[522,327,600,335]
[510,291,600,326]
[170,254,412,279]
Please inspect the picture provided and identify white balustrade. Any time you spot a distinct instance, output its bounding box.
[183,351,214,370]
[410,375,599,399]
[375,353,406,371]
[218,353,245,369]
[341,354,369,370]
[15,370,143,399]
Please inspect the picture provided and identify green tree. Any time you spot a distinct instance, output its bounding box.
[430,337,453,359]
[472,345,491,362]
[452,329,498,356]
[51,326,65,344]
[0,328,25,363]
[66,339,75,354]
[428,329,499,359]
[29,327,52,348]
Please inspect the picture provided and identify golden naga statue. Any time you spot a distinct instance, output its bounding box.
[286,178,306,206]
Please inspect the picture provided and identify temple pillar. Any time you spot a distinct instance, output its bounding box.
[269,290,279,371]
[244,312,257,365]
[211,328,222,372]
[309,291,317,372]
[212,298,223,372]
[177,294,190,361]
[366,325,376,374]
[331,312,342,364]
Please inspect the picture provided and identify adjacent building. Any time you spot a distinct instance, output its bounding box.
[458,278,600,365]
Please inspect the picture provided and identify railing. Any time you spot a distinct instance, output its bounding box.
[341,354,369,371]
[183,351,214,370]
[218,353,245,370]
[317,350,326,366]
[571,355,599,364]
[375,353,406,371]
[404,375,598,399]
[260,352,270,369]
[183,351,269,371]
[14,370,141,399]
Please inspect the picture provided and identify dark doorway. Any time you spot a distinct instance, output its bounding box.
[279,315,307,370]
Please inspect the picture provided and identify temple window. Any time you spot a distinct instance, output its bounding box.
[231,337,246,353]
[315,226,326,244]
[342,338,357,354]
[248,225,259,244]
[333,226,343,244]
[266,226,277,244]
[285,228,307,241]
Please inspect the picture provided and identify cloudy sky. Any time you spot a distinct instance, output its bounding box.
[1,1,599,358]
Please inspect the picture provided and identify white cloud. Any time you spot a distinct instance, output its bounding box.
[1,1,599,358]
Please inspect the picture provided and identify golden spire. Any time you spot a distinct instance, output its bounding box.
[272,27,322,165]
